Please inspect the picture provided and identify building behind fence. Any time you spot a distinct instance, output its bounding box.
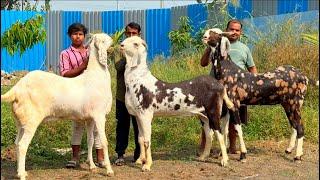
[1,0,319,73]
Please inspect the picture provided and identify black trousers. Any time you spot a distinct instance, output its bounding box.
[115,100,140,159]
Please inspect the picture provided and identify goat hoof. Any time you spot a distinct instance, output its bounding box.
[89,164,97,171]
[220,159,229,167]
[285,150,292,154]
[240,152,246,162]
[135,158,143,165]
[106,169,114,177]
[90,167,98,173]
[17,171,28,180]
[142,165,151,172]
[197,156,206,162]
[294,156,302,162]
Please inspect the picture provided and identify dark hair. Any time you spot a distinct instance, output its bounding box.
[226,19,242,29]
[125,22,141,33]
[67,23,88,37]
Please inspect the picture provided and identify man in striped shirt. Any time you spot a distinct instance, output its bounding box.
[59,23,105,168]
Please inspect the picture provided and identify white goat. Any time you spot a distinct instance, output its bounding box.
[120,36,234,171]
[1,33,114,179]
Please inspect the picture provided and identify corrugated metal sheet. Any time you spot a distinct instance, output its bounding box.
[228,0,253,19]
[102,10,124,36]
[46,11,62,74]
[170,5,188,30]
[1,10,46,73]
[252,0,278,17]
[124,10,146,40]
[187,4,207,35]
[308,0,319,10]
[146,9,171,61]
[83,11,102,33]
[62,11,82,50]
[278,0,308,14]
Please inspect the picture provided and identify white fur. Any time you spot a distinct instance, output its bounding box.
[1,33,114,179]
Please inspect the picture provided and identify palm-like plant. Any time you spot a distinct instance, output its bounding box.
[301,33,319,46]
[108,29,125,63]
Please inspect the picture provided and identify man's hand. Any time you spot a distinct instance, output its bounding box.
[80,58,89,70]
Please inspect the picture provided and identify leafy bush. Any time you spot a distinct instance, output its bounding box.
[1,14,46,56]
[168,16,194,55]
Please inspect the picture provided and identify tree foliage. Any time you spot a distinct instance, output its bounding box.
[1,14,46,56]
[168,16,194,55]
[1,0,50,11]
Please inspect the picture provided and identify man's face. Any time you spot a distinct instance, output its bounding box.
[70,31,85,46]
[226,22,241,42]
[125,26,140,37]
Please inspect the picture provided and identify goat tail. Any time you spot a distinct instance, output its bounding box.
[1,87,16,102]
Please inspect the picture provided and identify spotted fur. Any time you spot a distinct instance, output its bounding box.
[203,28,317,162]
[121,36,233,171]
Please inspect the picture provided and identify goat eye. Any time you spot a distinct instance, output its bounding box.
[134,43,139,47]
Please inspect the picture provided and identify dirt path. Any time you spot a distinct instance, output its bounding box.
[1,140,318,180]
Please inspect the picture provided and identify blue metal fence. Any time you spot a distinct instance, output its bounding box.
[146,8,171,60]
[101,11,124,34]
[187,4,207,35]
[277,0,308,14]
[1,1,319,73]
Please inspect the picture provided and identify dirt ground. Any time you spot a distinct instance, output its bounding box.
[1,140,319,180]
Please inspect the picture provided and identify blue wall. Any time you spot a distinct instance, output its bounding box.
[146,8,171,60]
[187,4,207,35]
[102,11,124,34]
[278,0,308,14]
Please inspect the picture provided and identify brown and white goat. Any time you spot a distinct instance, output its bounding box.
[202,28,318,162]
[120,36,234,171]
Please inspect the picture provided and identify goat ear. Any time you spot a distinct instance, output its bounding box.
[220,36,230,58]
[142,40,148,50]
[94,38,108,66]
[84,37,93,47]
[128,52,139,68]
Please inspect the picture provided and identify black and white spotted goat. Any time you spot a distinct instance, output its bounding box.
[120,36,235,171]
[202,28,318,162]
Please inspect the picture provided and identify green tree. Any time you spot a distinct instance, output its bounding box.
[1,0,50,11]
[1,14,46,56]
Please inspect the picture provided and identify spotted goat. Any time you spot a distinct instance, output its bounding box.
[120,36,235,171]
[202,28,318,162]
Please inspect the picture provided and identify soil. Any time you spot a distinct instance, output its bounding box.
[1,140,319,180]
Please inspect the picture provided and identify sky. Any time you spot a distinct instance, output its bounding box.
[33,0,198,11]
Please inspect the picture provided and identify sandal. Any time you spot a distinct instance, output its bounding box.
[66,160,79,168]
[115,157,125,166]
